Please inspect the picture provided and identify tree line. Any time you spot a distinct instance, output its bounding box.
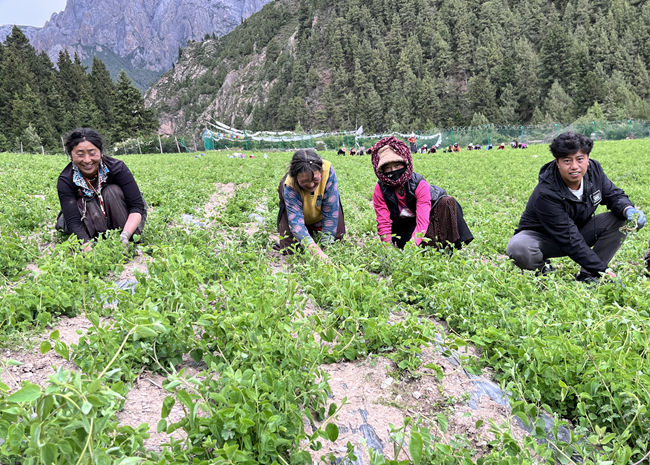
[157,0,650,134]
[0,26,157,153]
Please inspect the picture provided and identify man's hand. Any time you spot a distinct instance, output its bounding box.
[625,207,646,229]
[120,231,131,252]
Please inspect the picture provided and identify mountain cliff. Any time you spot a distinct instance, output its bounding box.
[1,0,271,89]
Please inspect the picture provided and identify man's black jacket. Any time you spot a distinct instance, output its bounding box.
[515,158,632,274]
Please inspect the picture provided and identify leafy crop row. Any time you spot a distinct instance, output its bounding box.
[1,142,649,463]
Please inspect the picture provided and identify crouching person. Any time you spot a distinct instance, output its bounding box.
[56,128,147,249]
[276,149,345,261]
[507,131,645,282]
[370,136,473,250]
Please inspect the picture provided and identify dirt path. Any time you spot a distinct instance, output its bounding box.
[0,314,94,390]
[204,182,237,223]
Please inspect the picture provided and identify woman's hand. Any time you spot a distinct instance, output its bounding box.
[308,242,331,264]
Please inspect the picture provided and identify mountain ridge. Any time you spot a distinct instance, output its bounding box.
[0,0,271,89]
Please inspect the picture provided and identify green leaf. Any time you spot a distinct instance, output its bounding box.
[81,401,92,415]
[189,349,203,362]
[157,419,167,433]
[600,433,616,445]
[436,413,448,433]
[40,340,52,354]
[328,402,337,417]
[116,458,144,465]
[161,396,175,418]
[176,389,193,408]
[409,431,423,465]
[54,341,69,360]
[325,422,339,441]
[7,382,41,403]
[40,443,58,465]
[49,329,60,340]
[134,325,158,339]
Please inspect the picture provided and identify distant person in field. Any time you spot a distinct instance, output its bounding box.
[428,145,437,154]
[370,136,473,250]
[56,128,146,249]
[507,132,646,283]
[408,134,418,153]
[276,149,345,261]
[337,147,346,155]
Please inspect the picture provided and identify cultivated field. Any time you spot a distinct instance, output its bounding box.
[1,140,649,464]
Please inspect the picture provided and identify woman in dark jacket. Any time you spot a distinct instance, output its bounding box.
[56,128,146,247]
[371,136,473,249]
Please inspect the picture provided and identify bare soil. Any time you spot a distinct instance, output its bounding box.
[204,182,236,221]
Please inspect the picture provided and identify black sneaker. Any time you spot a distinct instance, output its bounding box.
[575,271,599,284]
[536,261,556,276]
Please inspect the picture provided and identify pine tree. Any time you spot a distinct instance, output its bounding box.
[466,75,498,123]
[112,71,157,141]
[541,81,574,122]
[497,84,518,124]
[539,25,574,93]
[21,123,42,153]
[89,57,116,134]
[10,84,56,149]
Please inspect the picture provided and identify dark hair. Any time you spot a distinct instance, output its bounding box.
[549,132,593,158]
[64,128,105,156]
[289,149,323,180]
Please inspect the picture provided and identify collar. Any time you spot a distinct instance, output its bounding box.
[72,162,110,197]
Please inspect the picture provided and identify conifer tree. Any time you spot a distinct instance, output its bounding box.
[90,57,116,134]
[541,81,574,122]
[112,71,157,141]
[21,123,42,153]
[539,25,574,93]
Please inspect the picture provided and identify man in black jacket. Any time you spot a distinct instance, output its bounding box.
[507,132,646,282]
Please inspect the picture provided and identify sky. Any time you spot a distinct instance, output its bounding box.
[0,0,67,27]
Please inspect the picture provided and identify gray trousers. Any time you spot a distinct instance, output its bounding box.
[506,212,626,274]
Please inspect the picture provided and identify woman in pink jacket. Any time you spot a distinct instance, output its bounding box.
[371,136,473,249]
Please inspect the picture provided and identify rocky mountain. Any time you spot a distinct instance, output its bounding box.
[1,0,271,89]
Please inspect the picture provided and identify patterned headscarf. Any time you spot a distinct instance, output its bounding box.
[371,136,413,187]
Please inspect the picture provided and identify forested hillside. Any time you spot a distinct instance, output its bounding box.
[0,27,157,152]
[147,0,650,135]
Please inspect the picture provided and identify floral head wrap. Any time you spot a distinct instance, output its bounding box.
[370,136,413,187]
